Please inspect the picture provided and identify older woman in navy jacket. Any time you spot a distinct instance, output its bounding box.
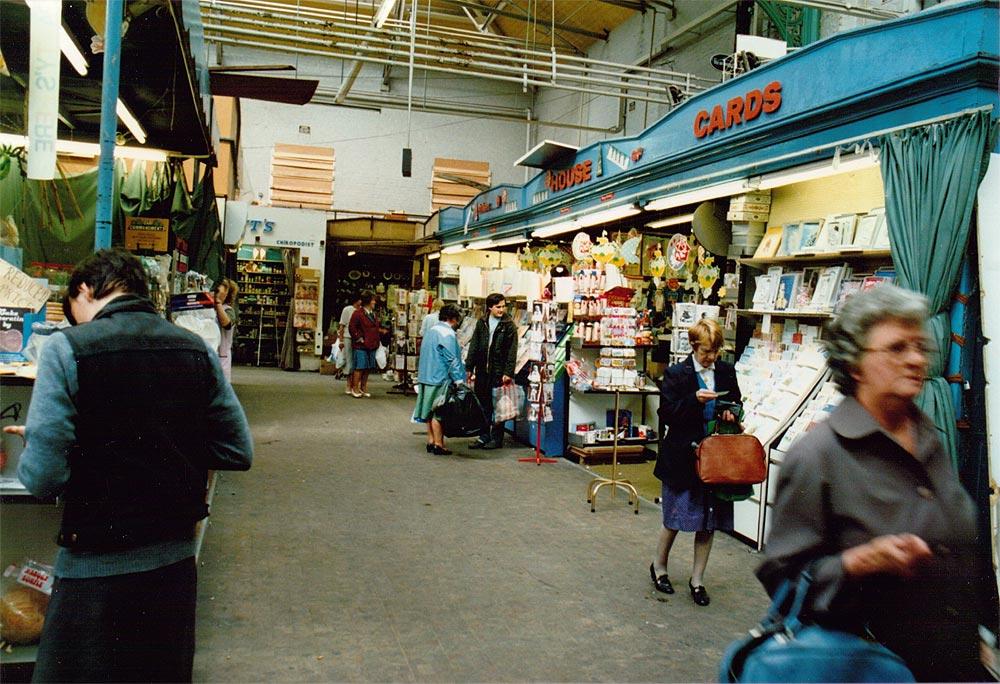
[650,318,741,607]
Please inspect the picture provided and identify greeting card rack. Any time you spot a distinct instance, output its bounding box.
[586,389,641,514]
[519,345,558,465]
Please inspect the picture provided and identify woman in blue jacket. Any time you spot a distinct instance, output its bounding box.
[413,304,466,455]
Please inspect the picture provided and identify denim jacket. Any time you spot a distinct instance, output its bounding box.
[417,322,466,385]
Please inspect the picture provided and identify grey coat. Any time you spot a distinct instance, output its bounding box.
[756,396,988,682]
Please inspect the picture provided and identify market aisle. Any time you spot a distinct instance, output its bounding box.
[193,368,770,683]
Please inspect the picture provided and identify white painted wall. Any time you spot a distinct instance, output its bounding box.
[219,48,531,215]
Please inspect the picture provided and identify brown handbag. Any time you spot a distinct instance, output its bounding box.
[695,434,766,485]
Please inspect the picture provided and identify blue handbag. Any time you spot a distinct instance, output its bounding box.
[720,571,914,683]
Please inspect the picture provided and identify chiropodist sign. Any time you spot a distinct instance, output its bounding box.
[693,81,783,139]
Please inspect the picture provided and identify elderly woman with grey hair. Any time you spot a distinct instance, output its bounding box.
[755,284,993,682]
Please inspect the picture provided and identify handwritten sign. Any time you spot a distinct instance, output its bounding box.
[0,260,50,312]
[125,216,170,252]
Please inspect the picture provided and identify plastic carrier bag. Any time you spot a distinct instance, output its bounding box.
[1,559,54,645]
[492,384,525,423]
[434,383,487,437]
[375,344,388,370]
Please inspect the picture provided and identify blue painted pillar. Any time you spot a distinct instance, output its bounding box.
[94,0,124,251]
[947,258,971,414]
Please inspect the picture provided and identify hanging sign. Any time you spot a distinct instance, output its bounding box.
[0,260,49,311]
[693,81,782,140]
[125,216,170,252]
[666,234,690,271]
[26,0,62,180]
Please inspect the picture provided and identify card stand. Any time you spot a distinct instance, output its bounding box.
[586,389,640,514]
[518,347,558,466]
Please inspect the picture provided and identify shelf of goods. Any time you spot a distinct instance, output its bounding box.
[389,288,430,395]
[293,268,320,356]
[733,248,893,548]
[235,257,289,367]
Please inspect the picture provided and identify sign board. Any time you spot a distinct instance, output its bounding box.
[0,260,50,311]
[125,216,170,252]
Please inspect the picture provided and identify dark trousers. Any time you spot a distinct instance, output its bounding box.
[32,557,197,683]
[474,381,505,445]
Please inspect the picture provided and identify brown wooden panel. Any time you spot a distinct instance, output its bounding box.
[433,157,489,173]
[271,177,333,194]
[272,200,332,211]
[271,189,333,205]
[271,164,334,181]
[431,181,478,195]
[274,143,335,160]
[270,157,334,173]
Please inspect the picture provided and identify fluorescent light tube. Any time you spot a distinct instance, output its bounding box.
[116,99,147,144]
[644,179,750,212]
[347,251,357,256]
[646,213,694,229]
[576,204,641,228]
[0,133,168,161]
[491,235,529,248]
[756,153,879,190]
[466,239,495,250]
[372,0,399,27]
[25,0,88,75]
[531,219,579,239]
[427,252,441,260]
[441,244,466,254]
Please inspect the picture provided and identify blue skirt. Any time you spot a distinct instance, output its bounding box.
[353,348,377,371]
[660,481,734,532]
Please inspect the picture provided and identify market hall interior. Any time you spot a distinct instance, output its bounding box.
[192,367,770,682]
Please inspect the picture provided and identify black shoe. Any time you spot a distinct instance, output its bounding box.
[479,441,499,450]
[432,445,452,455]
[468,440,490,450]
[425,444,434,453]
[649,563,674,594]
[689,581,710,606]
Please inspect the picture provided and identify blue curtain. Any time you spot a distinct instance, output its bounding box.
[880,110,994,467]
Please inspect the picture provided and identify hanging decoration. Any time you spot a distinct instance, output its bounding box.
[571,232,593,261]
[696,246,721,298]
[648,246,666,287]
[537,243,564,270]
[591,230,617,267]
[620,233,642,266]
[666,233,690,273]
[518,244,537,271]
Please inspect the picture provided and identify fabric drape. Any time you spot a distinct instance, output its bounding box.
[880,110,994,467]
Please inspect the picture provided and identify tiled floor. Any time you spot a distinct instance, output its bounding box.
[193,368,771,682]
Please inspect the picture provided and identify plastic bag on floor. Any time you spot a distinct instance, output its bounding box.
[434,383,487,437]
[492,383,524,423]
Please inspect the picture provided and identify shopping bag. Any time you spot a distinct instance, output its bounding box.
[374,343,388,370]
[720,570,914,683]
[491,384,524,423]
[435,383,488,437]
[328,345,345,369]
[695,434,766,485]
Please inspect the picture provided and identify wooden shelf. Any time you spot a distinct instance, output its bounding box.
[738,249,890,268]
[737,309,833,319]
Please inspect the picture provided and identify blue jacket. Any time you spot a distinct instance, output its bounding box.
[417,321,466,386]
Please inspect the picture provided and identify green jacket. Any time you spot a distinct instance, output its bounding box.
[466,314,518,385]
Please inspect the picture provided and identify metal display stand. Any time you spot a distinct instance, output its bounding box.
[586,389,640,514]
[519,347,557,465]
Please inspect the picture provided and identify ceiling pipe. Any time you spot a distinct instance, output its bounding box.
[202,2,712,87]
[201,12,712,98]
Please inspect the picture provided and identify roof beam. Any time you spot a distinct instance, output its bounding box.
[773,0,903,21]
[335,0,398,103]
[647,0,738,60]
[598,0,647,12]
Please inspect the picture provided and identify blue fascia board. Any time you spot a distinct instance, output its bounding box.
[436,0,998,246]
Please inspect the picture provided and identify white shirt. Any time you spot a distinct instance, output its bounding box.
[339,305,355,340]
[488,315,501,347]
[695,361,715,391]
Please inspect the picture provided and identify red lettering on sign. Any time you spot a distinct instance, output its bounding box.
[545,160,593,193]
[693,81,783,140]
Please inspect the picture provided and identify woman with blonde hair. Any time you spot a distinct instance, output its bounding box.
[213,277,239,382]
[650,317,742,607]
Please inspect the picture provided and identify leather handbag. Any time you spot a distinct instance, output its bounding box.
[720,571,914,683]
[695,434,765,485]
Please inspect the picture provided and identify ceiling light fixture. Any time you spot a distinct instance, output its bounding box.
[427,251,441,260]
[465,239,495,250]
[754,151,879,190]
[25,0,88,75]
[531,218,579,239]
[441,243,466,254]
[0,133,168,161]
[644,179,750,212]
[115,99,147,144]
[646,213,694,229]
[491,235,530,248]
[576,203,641,228]
[347,250,357,256]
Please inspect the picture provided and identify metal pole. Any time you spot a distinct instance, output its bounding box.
[95,0,124,251]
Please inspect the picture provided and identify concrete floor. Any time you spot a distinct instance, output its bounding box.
[193,368,771,683]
